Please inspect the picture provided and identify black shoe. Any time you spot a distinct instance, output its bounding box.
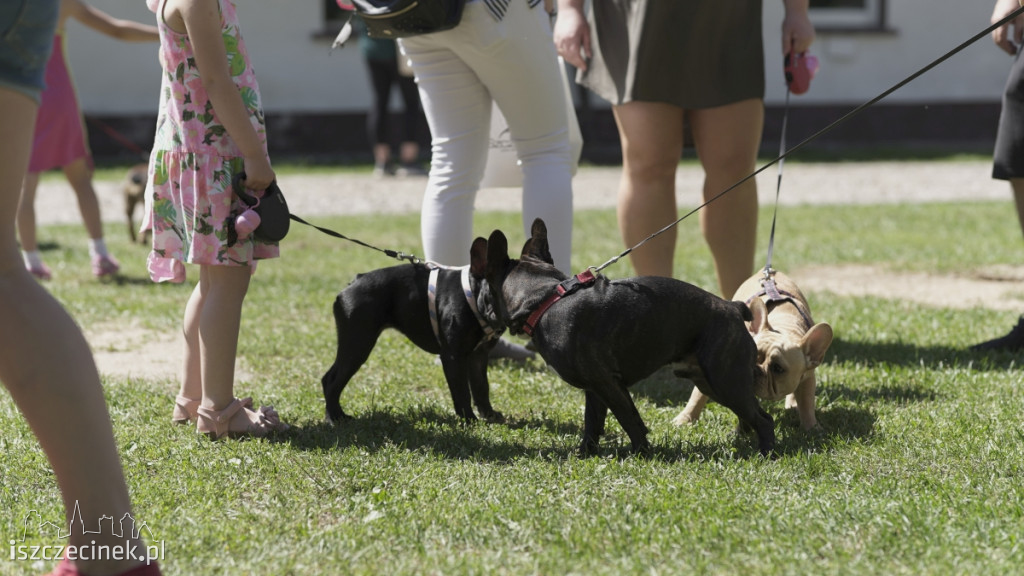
[971,314,1024,351]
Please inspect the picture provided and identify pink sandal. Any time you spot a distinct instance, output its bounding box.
[27,262,52,281]
[171,395,200,424]
[46,558,161,575]
[173,396,257,425]
[196,397,289,439]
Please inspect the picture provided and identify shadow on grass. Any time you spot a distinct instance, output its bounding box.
[279,396,878,464]
[829,337,1020,371]
[280,405,580,462]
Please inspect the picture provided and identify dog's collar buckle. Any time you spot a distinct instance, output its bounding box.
[523,270,597,336]
[556,269,596,296]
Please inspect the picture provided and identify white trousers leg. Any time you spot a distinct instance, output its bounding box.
[401,0,574,273]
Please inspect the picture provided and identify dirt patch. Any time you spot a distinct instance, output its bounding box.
[85,324,253,383]
[792,264,1024,311]
[83,264,1024,381]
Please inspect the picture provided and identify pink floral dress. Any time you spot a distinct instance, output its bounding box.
[143,0,278,283]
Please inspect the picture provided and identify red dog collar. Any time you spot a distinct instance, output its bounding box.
[523,270,596,336]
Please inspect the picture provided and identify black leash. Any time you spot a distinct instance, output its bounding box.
[288,213,423,264]
[763,87,791,277]
[590,5,1024,275]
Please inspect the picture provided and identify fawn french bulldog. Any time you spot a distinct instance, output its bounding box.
[673,269,833,430]
[482,218,775,457]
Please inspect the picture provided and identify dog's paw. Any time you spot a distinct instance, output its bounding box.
[324,410,352,425]
[482,410,506,424]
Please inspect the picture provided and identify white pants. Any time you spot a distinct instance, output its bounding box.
[400,0,574,273]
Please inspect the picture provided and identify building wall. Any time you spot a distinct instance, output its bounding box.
[65,1,1016,161]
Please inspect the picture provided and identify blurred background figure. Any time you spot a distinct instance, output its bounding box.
[350,8,427,178]
[17,0,158,280]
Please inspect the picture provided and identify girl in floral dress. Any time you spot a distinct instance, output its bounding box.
[145,0,288,438]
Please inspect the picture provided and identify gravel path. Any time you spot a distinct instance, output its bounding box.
[35,160,1011,226]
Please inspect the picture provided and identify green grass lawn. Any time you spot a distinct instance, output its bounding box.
[2,190,1023,575]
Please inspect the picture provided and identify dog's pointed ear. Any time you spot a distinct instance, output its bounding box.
[530,218,547,239]
[470,237,488,277]
[485,229,509,282]
[747,298,770,335]
[801,322,834,368]
[521,218,553,264]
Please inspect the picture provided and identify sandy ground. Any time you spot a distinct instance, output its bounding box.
[33,160,1024,381]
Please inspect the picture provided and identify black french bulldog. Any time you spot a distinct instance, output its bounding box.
[321,238,506,423]
[481,218,775,457]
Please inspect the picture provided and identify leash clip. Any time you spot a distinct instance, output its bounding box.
[556,269,596,297]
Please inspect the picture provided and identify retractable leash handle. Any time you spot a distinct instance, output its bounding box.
[783,51,818,95]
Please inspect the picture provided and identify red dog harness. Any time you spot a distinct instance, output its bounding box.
[522,269,597,336]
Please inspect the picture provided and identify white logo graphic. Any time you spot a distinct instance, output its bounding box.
[10,501,164,565]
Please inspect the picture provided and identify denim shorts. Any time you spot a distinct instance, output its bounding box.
[0,0,59,103]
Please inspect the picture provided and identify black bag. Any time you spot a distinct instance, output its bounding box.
[333,0,465,47]
[232,173,290,244]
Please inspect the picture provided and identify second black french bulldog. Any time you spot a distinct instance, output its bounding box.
[481,219,775,456]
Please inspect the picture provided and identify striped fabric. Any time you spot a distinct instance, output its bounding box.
[482,0,544,21]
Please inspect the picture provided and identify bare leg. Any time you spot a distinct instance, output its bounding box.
[399,141,420,165]
[1011,178,1024,240]
[63,156,104,240]
[0,87,146,576]
[16,172,42,251]
[196,264,251,411]
[613,101,685,278]
[689,99,763,298]
[179,281,204,402]
[373,143,391,171]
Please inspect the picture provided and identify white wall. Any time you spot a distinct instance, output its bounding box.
[762,1,1011,105]
[66,1,1013,115]
[64,0,368,114]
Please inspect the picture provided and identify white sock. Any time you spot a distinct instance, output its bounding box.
[89,238,109,258]
[23,250,44,269]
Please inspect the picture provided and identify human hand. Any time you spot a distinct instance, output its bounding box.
[553,4,591,72]
[240,156,276,192]
[992,0,1024,55]
[781,8,816,56]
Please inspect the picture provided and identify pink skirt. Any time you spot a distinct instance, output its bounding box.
[29,34,90,173]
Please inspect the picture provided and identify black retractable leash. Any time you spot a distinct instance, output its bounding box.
[288,212,423,263]
[230,172,423,262]
[587,5,1024,276]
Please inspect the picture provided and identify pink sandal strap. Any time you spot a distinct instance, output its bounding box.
[171,395,200,424]
[172,396,252,424]
[196,398,288,439]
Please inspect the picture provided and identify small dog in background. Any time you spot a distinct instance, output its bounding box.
[123,162,149,244]
[673,269,833,430]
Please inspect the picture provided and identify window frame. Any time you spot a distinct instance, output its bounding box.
[809,0,891,33]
